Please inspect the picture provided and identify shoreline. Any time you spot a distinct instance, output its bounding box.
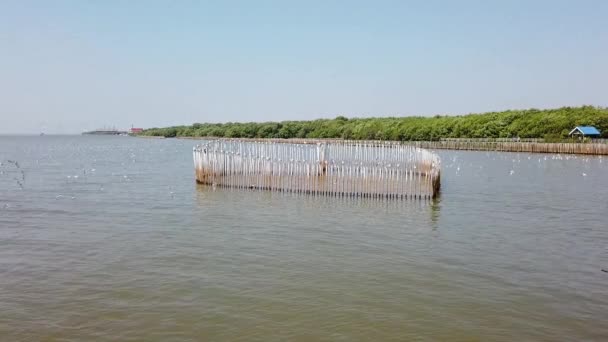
[135,135,166,139]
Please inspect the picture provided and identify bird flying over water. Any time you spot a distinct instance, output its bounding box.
[13,178,24,189]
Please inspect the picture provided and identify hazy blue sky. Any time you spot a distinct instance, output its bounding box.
[1,0,606,134]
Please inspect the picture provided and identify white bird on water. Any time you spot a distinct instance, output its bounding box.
[582,173,587,177]
[509,170,515,175]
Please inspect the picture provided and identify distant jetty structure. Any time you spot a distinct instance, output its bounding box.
[82,126,143,136]
[82,128,127,135]
[193,139,441,199]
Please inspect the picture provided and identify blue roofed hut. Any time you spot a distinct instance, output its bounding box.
[569,126,601,138]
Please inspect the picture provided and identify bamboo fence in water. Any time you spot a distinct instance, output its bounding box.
[193,140,441,199]
[178,136,608,155]
[405,140,608,155]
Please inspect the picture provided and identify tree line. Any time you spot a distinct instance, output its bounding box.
[140,106,607,141]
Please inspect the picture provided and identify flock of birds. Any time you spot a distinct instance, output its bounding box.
[0,155,137,204]
[0,160,25,190]
[1,149,604,209]
[443,152,602,178]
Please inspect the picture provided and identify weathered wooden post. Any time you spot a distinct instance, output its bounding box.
[317,142,328,175]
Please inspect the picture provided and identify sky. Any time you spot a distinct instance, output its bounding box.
[0,0,606,134]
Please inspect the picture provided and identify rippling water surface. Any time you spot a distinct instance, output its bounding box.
[1,135,607,341]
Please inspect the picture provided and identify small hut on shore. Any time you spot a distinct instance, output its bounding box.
[569,126,601,139]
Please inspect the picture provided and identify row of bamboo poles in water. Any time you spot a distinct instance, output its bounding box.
[182,136,608,155]
[404,141,608,155]
[193,139,441,199]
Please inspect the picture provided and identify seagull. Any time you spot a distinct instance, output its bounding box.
[582,173,587,177]
[509,170,515,175]
[14,178,24,189]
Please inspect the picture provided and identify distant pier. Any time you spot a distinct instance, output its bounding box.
[82,130,128,136]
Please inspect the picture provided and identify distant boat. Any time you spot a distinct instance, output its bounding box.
[40,133,45,136]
